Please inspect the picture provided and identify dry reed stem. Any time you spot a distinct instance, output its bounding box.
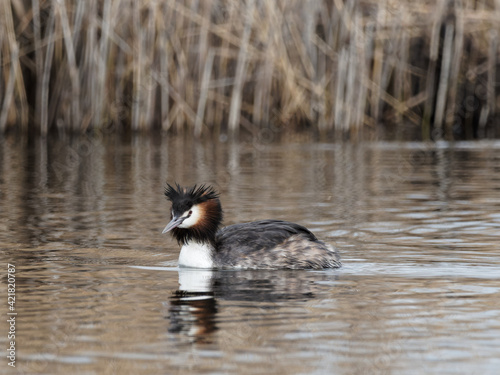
[228,0,254,134]
[0,45,18,132]
[434,23,454,134]
[195,49,214,137]
[54,0,81,130]
[40,10,55,135]
[1,0,27,131]
[444,8,464,139]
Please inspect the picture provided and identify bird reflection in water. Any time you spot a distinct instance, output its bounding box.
[166,268,332,344]
[167,269,217,344]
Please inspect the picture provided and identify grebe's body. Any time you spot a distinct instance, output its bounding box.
[162,184,341,270]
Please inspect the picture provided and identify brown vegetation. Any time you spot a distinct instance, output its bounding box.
[1,0,499,139]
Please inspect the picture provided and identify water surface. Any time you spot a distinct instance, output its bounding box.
[1,135,499,374]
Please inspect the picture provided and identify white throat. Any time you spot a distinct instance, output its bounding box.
[178,241,214,268]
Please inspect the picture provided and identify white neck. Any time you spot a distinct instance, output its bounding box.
[178,241,214,269]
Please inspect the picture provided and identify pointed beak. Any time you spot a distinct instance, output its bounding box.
[162,216,185,234]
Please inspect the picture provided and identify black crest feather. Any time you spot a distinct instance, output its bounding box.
[164,183,219,204]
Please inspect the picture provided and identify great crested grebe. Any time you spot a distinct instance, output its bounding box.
[162,184,341,269]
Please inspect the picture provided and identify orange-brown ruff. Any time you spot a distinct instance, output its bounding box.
[162,184,341,269]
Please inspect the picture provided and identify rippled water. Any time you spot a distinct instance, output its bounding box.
[1,135,500,374]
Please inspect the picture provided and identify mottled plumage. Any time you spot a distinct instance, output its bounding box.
[162,184,341,270]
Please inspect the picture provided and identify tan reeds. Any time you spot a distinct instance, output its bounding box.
[1,0,499,138]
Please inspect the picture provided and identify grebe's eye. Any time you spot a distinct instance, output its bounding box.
[188,210,193,216]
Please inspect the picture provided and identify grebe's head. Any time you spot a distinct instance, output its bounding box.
[162,183,222,244]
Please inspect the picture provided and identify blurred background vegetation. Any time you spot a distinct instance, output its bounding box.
[1,0,499,140]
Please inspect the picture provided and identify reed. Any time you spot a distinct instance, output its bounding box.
[1,0,499,139]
